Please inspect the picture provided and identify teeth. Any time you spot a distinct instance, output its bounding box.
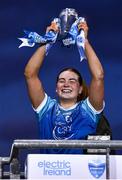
[62,89,72,93]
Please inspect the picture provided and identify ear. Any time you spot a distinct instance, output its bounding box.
[79,86,83,94]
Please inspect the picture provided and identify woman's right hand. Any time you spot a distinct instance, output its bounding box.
[46,21,59,33]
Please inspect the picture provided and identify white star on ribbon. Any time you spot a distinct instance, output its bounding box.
[18,38,35,48]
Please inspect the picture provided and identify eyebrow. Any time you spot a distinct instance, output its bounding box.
[69,78,78,81]
[58,78,78,81]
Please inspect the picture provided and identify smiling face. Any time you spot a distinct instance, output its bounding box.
[56,70,83,104]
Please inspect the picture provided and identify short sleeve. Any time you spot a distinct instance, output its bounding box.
[81,98,105,123]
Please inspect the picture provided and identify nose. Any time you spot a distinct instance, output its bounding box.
[63,80,70,86]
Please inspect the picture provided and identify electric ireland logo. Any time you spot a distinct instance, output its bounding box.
[38,160,71,176]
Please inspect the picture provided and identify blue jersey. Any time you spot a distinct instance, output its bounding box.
[34,94,104,154]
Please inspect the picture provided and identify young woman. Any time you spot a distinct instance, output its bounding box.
[24,20,104,154]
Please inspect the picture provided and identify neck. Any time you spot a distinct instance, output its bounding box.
[59,99,77,109]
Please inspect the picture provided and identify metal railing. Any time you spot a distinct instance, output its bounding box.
[1,139,122,179]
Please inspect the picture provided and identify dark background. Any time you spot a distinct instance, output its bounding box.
[0,0,122,159]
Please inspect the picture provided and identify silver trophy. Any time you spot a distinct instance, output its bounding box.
[59,8,78,38]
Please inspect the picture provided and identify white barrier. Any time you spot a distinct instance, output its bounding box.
[26,154,122,179]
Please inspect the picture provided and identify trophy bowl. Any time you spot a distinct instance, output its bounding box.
[59,8,78,37]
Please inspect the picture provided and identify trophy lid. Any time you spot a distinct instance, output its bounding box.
[59,8,78,19]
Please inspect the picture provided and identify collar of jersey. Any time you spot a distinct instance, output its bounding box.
[58,102,79,111]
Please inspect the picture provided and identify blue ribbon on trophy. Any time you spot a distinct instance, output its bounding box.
[18,8,86,61]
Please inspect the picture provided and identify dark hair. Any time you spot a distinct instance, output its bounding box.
[56,67,89,101]
[56,68,82,84]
